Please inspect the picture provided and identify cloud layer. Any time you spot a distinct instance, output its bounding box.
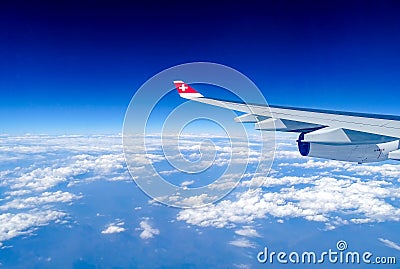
[177,134,400,231]
[1,133,400,251]
[0,135,128,246]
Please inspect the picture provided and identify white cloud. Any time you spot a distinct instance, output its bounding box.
[379,238,400,251]
[229,238,255,248]
[180,180,195,188]
[235,227,261,238]
[4,189,31,196]
[101,222,125,234]
[7,153,127,192]
[178,175,400,229]
[274,150,303,159]
[241,175,318,188]
[139,219,159,239]
[0,210,66,244]
[280,159,400,179]
[177,194,219,207]
[1,191,81,211]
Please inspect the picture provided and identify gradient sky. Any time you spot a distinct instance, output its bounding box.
[1,0,400,134]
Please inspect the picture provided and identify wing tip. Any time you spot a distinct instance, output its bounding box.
[174,81,204,98]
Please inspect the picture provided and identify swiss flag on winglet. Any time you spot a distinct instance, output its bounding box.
[174,81,204,99]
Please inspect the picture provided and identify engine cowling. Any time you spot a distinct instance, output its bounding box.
[297,133,310,156]
[297,133,400,163]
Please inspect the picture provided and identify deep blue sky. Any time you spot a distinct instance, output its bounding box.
[1,0,400,134]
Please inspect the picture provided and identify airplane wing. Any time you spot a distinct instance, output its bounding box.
[174,80,400,163]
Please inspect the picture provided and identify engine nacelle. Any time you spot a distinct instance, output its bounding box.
[297,133,400,163]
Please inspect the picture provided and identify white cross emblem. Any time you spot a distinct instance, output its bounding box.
[179,84,188,92]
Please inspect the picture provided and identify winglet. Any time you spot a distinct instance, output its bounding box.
[174,81,204,99]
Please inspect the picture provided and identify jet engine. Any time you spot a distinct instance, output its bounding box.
[297,131,400,163]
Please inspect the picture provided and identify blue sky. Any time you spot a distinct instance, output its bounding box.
[2,0,400,134]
